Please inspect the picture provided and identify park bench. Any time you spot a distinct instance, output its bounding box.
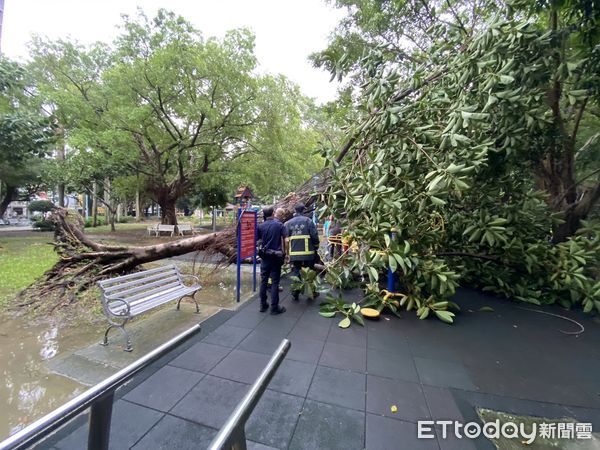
[146,224,158,236]
[156,224,175,236]
[97,264,201,351]
[178,223,194,236]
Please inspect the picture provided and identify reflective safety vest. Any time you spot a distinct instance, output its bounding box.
[285,215,318,262]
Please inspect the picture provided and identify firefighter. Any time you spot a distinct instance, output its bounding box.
[284,203,320,301]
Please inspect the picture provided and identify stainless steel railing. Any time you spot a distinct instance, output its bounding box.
[0,324,202,450]
[208,339,291,450]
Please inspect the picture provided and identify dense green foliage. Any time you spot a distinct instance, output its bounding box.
[320,0,600,321]
[0,58,55,218]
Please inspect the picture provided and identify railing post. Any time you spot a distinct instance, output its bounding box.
[88,392,114,450]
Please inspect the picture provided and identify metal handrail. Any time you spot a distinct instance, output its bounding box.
[208,339,291,450]
[0,324,202,450]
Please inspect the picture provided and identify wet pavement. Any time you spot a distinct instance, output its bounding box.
[28,283,600,450]
[0,262,255,439]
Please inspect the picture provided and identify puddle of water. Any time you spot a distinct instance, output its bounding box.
[0,264,255,440]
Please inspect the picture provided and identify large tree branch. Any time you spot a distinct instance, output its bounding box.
[156,86,183,141]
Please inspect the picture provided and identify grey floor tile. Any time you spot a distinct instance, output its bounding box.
[415,357,477,391]
[288,316,331,341]
[269,359,317,397]
[307,365,365,411]
[224,310,267,329]
[210,349,271,384]
[246,389,304,448]
[366,414,439,450]
[409,340,461,362]
[367,347,419,382]
[436,426,478,450]
[170,375,248,429]
[422,386,465,422]
[123,365,204,412]
[327,323,367,347]
[131,414,216,450]
[286,336,325,364]
[202,325,252,348]
[367,326,408,352]
[366,375,430,423]
[238,328,289,355]
[259,314,299,335]
[289,400,365,450]
[247,442,279,450]
[110,400,165,448]
[319,341,366,373]
[168,342,231,373]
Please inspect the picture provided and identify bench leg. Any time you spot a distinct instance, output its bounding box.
[100,323,133,352]
[177,295,200,314]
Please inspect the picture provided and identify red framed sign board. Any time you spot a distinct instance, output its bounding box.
[239,212,257,259]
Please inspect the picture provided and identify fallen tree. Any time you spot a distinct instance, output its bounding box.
[19,172,332,307]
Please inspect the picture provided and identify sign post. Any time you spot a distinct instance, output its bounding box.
[236,208,258,303]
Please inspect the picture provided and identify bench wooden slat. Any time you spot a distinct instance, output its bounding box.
[105,274,180,298]
[114,281,184,305]
[98,265,178,287]
[109,286,197,315]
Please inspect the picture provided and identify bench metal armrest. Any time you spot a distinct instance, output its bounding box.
[180,274,201,287]
[105,297,131,317]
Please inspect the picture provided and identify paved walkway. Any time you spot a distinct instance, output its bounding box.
[36,283,600,449]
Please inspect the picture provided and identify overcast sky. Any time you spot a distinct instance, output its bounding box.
[1,0,345,103]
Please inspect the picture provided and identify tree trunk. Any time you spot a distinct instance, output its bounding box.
[0,185,17,218]
[212,206,216,232]
[92,181,98,227]
[135,187,142,222]
[552,182,600,243]
[159,197,178,226]
[104,177,112,227]
[57,142,66,208]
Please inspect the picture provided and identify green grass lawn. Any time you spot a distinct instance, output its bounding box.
[0,235,58,307]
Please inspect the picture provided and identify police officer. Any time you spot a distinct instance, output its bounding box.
[257,206,286,315]
[284,203,320,301]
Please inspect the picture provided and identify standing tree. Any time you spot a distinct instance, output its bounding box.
[0,57,54,218]
[30,10,296,226]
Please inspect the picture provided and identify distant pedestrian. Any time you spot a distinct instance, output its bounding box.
[329,221,342,259]
[284,203,320,301]
[257,207,286,315]
[323,215,333,238]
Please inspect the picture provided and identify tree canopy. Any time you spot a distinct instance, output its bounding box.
[29,9,324,224]
[0,57,55,218]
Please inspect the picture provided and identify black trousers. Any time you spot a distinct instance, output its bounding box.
[290,260,315,295]
[260,256,283,310]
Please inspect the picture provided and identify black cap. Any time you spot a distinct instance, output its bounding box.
[294,203,306,213]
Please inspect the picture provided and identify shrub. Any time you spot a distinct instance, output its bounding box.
[28,200,55,213]
[84,217,106,227]
[33,218,55,231]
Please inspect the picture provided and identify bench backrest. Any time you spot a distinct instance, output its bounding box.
[157,224,175,231]
[97,265,184,304]
[178,224,192,231]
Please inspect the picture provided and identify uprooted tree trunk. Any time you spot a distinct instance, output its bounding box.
[20,172,331,307]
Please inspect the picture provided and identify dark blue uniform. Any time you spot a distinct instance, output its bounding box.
[257,217,286,312]
[284,214,320,299]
